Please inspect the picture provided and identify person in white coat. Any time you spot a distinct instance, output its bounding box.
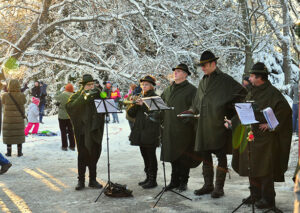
[24,97,40,136]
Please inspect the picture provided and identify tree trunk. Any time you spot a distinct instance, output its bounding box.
[239,0,253,77]
[280,0,292,84]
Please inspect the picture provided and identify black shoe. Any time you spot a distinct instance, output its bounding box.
[165,181,180,191]
[17,152,23,157]
[177,182,187,192]
[61,147,68,151]
[142,180,157,189]
[75,181,85,190]
[211,187,224,198]
[255,199,274,209]
[194,184,214,196]
[5,153,11,157]
[138,176,149,186]
[0,163,12,174]
[88,180,103,189]
[69,147,75,151]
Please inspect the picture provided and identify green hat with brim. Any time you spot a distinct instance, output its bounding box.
[140,75,156,86]
[198,50,219,66]
[250,62,269,75]
[79,74,96,84]
[172,63,191,76]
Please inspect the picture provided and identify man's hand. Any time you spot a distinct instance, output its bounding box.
[224,117,232,129]
[136,98,143,106]
[259,123,269,132]
[180,110,193,115]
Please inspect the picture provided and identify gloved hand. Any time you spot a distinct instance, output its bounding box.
[180,110,193,115]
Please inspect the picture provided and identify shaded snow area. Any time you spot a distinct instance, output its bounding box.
[0,114,296,213]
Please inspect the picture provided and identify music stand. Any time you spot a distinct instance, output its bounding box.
[142,96,192,208]
[94,99,122,202]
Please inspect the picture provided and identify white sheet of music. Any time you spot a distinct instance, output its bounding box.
[263,107,279,130]
[94,99,118,113]
[234,103,259,125]
[142,96,170,111]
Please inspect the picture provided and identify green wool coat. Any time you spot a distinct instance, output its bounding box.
[66,87,104,154]
[192,68,246,152]
[54,91,73,119]
[160,80,197,163]
[2,79,26,145]
[232,82,292,182]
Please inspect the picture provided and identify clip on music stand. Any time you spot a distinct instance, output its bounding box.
[142,96,192,208]
[94,99,122,202]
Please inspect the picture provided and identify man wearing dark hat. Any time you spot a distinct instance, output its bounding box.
[66,74,105,190]
[160,63,198,192]
[231,62,292,209]
[190,50,246,198]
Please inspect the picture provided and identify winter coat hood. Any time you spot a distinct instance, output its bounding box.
[7,79,21,92]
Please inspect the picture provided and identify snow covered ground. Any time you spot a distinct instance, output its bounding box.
[0,113,297,213]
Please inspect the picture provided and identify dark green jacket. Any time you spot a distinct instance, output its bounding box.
[128,90,160,148]
[160,80,197,163]
[232,81,292,182]
[66,87,104,154]
[192,68,246,152]
[54,91,73,119]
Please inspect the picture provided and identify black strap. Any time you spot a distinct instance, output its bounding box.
[8,93,28,121]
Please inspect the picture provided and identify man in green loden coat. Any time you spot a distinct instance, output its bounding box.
[161,63,198,192]
[190,50,246,198]
[66,74,105,190]
[231,62,292,209]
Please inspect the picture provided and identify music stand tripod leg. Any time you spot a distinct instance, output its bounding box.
[95,182,109,202]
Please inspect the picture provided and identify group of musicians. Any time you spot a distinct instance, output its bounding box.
[66,50,292,210]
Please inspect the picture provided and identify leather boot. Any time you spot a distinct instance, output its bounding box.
[211,168,226,198]
[17,144,23,157]
[75,180,85,190]
[5,146,11,157]
[142,171,157,189]
[138,169,149,186]
[177,168,190,192]
[194,164,214,196]
[0,163,12,174]
[165,167,180,191]
[89,179,103,189]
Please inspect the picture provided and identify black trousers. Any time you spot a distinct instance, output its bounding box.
[77,135,102,182]
[58,119,75,148]
[249,174,275,204]
[171,155,190,182]
[140,146,157,174]
[202,146,227,171]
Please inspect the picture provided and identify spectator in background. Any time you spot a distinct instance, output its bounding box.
[111,84,121,123]
[95,80,103,91]
[39,82,47,124]
[55,83,76,151]
[31,81,41,98]
[132,83,142,96]
[2,79,26,157]
[0,82,12,174]
[24,97,40,136]
[290,79,299,136]
[21,82,28,93]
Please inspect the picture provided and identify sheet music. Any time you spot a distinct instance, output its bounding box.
[94,99,118,113]
[142,96,171,111]
[234,103,259,125]
[263,107,279,130]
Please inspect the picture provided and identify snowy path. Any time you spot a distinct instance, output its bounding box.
[0,114,296,213]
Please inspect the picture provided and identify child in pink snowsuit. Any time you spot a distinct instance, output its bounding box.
[24,97,40,136]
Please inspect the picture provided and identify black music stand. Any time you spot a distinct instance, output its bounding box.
[142,96,192,208]
[94,99,122,202]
